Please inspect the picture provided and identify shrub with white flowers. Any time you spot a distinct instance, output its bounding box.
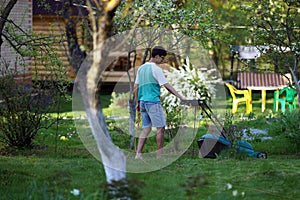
[162,57,221,111]
[161,57,221,129]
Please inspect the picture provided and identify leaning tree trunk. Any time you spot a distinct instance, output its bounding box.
[75,45,126,182]
[290,68,300,108]
[290,56,300,108]
[64,0,126,182]
[86,0,126,182]
[0,0,18,56]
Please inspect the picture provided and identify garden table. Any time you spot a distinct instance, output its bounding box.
[237,72,289,112]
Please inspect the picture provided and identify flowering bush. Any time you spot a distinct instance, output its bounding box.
[161,57,221,132]
[161,57,221,112]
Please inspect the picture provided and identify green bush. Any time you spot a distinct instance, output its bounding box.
[268,110,300,152]
[0,17,70,150]
[0,75,66,149]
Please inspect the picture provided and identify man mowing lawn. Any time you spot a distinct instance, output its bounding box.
[134,46,185,159]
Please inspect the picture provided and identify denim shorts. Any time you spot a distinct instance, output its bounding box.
[139,101,166,128]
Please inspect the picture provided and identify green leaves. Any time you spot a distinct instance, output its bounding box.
[113,0,216,46]
[241,0,300,97]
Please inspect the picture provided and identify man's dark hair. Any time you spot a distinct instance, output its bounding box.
[151,46,167,58]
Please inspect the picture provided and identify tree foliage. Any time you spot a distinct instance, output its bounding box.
[246,0,300,68]
[241,0,300,105]
[113,0,217,47]
[208,0,250,75]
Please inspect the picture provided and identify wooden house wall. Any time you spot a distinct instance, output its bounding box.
[32,14,142,83]
[32,15,76,81]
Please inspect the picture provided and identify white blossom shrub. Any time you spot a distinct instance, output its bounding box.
[161,57,222,134]
[161,57,221,113]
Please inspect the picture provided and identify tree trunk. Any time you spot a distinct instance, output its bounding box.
[0,0,18,55]
[64,0,126,182]
[290,68,300,108]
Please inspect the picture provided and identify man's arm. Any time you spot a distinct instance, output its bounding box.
[163,83,185,100]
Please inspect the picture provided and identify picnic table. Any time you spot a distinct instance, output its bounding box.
[237,72,289,112]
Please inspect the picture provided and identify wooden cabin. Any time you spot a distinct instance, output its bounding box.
[33,1,82,81]
[32,0,142,85]
[2,0,166,88]
[1,0,142,87]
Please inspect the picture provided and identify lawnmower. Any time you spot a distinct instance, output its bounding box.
[181,99,267,159]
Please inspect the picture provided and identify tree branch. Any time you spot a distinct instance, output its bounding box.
[63,0,87,74]
[0,0,17,51]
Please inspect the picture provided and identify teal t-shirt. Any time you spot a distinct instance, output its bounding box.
[136,63,167,102]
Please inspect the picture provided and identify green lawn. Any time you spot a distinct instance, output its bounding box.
[0,154,299,199]
[0,91,299,200]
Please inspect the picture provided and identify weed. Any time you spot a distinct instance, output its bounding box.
[98,178,145,200]
[181,173,209,200]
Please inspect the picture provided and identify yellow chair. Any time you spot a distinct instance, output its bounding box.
[225,83,252,114]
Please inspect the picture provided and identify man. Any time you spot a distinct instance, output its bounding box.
[134,46,185,159]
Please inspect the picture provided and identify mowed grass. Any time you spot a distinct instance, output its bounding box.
[0,91,300,199]
[1,154,299,200]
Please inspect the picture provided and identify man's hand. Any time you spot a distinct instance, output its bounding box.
[163,83,186,100]
[179,96,187,101]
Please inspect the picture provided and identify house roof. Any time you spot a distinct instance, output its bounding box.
[33,0,88,15]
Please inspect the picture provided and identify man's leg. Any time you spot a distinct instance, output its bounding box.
[135,127,151,159]
[156,127,165,158]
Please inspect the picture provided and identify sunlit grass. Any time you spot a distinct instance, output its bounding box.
[0,91,299,199]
